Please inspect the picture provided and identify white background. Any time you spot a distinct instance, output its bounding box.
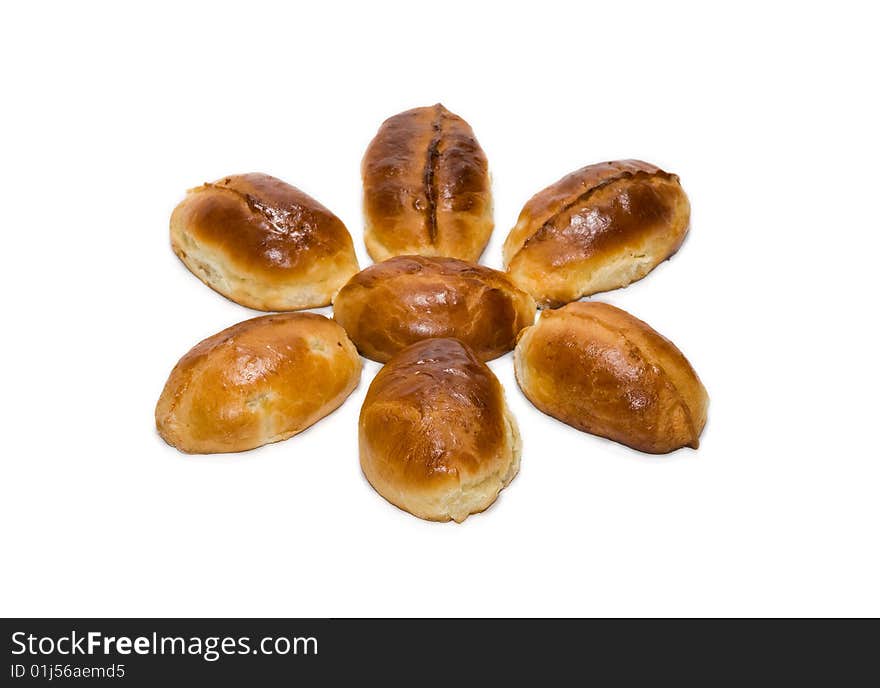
[2,1,877,617]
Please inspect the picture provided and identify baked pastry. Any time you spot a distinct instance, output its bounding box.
[156,313,361,454]
[170,173,359,311]
[514,302,708,453]
[333,255,535,362]
[503,160,690,308]
[359,338,521,522]
[361,104,492,262]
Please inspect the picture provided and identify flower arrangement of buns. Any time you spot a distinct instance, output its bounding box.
[156,104,708,522]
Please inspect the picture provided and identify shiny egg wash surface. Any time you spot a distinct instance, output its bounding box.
[359,338,521,522]
[181,174,351,272]
[514,302,708,454]
[362,104,493,262]
[504,160,690,307]
[333,255,535,362]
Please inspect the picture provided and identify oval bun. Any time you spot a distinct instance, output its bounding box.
[362,104,492,262]
[359,338,521,522]
[514,302,708,453]
[156,313,361,454]
[170,173,359,311]
[503,160,690,308]
[333,255,536,362]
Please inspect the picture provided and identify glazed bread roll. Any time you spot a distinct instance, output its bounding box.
[360,338,521,522]
[362,104,492,262]
[333,255,536,362]
[514,302,708,453]
[503,160,690,308]
[156,313,361,454]
[170,173,359,311]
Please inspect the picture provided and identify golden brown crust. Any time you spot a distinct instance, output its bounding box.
[156,313,361,454]
[333,255,536,362]
[503,160,690,308]
[362,104,492,262]
[170,173,359,311]
[359,338,520,522]
[514,302,708,453]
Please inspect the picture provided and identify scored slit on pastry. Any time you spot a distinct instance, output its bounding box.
[422,105,443,245]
